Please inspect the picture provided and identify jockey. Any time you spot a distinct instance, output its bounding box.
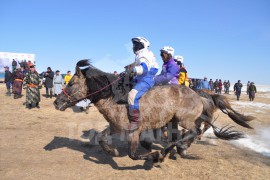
[154,46,179,85]
[125,37,159,131]
[154,47,179,140]
[174,55,189,87]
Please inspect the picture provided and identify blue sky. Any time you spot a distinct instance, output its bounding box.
[1,0,270,84]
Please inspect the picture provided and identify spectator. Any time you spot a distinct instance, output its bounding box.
[4,66,12,96]
[23,64,41,109]
[12,59,17,72]
[226,80,231,94]
[234,80,243,100]
[12,66,24,99]
[246,81,251,95]
[209,79,214,91]
[27,60,32,69]
[214,79,219,93]
[200,77,211,90]
[113,71,118,76]
[23,60,28,70]
[64,71,72,85]
[223,80,227,93]
[196,79,201,89]
[248,82,257,101]
[53,70,64,97]
[44,67,54,98]
[218,79,222,94]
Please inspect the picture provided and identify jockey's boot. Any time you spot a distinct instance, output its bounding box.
[50,91,53,99]
[124,109,140,131]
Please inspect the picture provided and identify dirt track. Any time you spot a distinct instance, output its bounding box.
[1,84,270,179]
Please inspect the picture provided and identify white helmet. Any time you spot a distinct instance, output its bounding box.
[174,55,184,64]
[160,46,174,56]
[132,37,150,49]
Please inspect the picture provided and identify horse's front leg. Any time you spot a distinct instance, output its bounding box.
[98,127,119,157]
[128,130,164,163]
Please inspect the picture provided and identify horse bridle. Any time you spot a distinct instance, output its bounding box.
[62,80,87,104]
[61,72,127,104]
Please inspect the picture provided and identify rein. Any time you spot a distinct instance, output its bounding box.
[62,72,127,104]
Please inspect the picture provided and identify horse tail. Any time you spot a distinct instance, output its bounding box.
[202,117,245,140]
[211,94,254,129]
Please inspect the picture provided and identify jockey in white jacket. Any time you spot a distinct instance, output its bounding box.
[125,37,159,131]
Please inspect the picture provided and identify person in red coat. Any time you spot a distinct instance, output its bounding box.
[218,79,223,94]
[12,66,24,99]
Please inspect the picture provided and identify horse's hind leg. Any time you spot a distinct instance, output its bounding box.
[197,122,211,140]
[98,127,119,157]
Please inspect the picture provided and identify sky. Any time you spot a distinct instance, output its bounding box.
[0,0,270,84]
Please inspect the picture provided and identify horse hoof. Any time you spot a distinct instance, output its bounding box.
[153,161,161,168]
[180,150,187,157]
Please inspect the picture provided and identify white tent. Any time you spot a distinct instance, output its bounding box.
[0,52,35,73]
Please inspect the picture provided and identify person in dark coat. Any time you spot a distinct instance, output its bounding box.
[4,66,13,96]
[248,82,257,101]
[12,66,24,99]
[12,59,17,72]
[44,67,54,98]
[209,79,214,91]
[234,80,243,100]
[22,60,28,70]
[246,81,251,95]
[214,79,219,93]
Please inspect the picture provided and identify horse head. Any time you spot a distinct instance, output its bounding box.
[54,59,115,111]
[54,60,90,111]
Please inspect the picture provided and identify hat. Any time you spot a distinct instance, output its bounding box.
[4,66,9,69]
[29,63,35,68]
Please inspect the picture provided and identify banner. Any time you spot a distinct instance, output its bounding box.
[0,52,35,73]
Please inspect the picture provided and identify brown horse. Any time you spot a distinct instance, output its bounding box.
[54,60,254,163]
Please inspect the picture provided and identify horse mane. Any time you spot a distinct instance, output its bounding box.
[76,59,111,78]
[76,59,131,104]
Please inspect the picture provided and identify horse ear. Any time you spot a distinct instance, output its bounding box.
[75,66,84,78]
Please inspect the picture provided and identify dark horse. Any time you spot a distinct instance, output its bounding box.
[54,60,254,163]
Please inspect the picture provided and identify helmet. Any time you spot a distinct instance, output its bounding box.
[160,46,174,56]
[132,37,150,52]
[173,55,184,64]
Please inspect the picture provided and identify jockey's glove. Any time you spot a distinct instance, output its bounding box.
[126,68,136,77]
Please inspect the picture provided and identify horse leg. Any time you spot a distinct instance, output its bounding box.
[140,138,152,152]
[176,127,201,157]
[197,122,211,140]
[128,130,164,163]
[98,127,119,157]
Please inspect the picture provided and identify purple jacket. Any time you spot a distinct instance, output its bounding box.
[154,58,180,85]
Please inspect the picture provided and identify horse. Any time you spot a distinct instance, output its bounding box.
[54,59,254,163]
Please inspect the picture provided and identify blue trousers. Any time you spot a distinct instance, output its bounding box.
[128,78,154,110]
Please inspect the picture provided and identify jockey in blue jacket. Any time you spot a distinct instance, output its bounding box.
[154,46,180,85]
[125,37,159,131]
